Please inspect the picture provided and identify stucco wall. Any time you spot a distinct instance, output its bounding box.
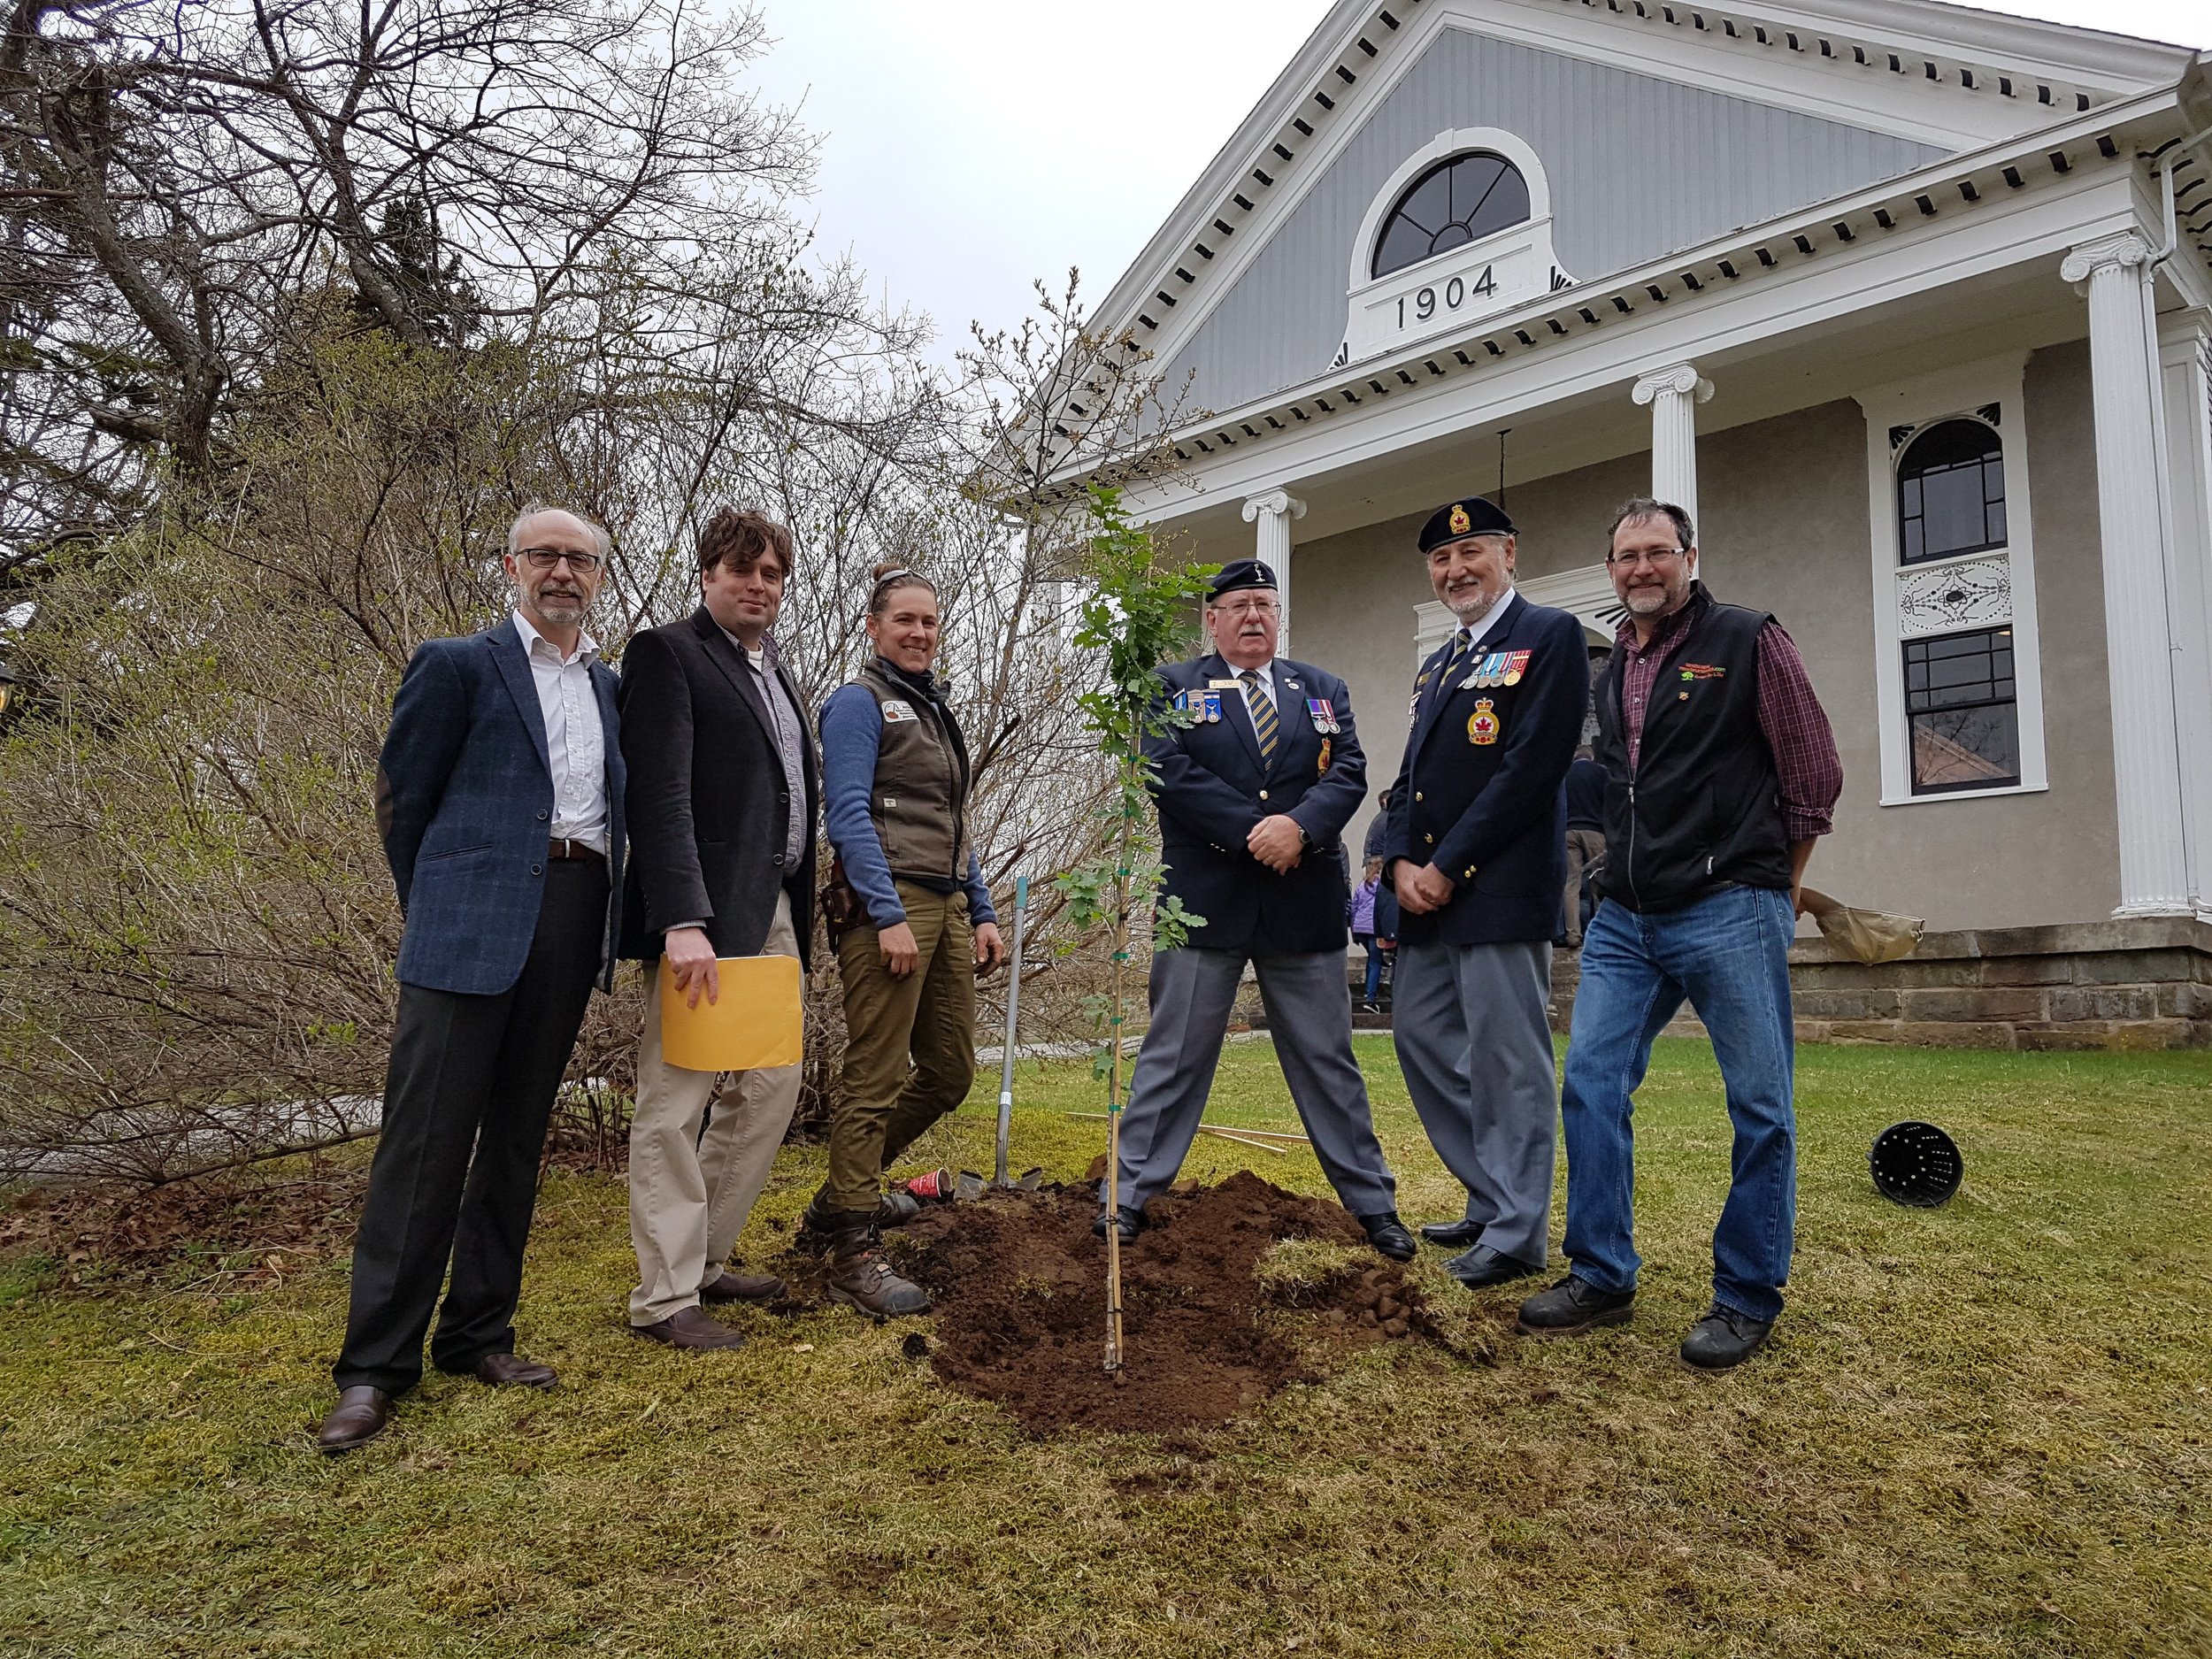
[1289,342,2117,931]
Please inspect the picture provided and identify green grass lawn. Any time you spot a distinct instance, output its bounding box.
[2,1036,2208,1657]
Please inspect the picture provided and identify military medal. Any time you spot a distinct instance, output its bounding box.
[1467,698,1500,746]
[1200,688,1223,723]
[1502,649,1531,687]
[1306,698,1340,734]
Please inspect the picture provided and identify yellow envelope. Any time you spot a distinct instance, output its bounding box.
[657,955,803,1071]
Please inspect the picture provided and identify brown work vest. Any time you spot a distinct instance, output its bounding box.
[854,660,972,888]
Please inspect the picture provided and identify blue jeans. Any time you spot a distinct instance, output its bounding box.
[1357,937,1385,1002]
[1560,884,1798,1322]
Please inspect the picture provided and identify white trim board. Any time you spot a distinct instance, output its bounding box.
[1853,352,2050,805]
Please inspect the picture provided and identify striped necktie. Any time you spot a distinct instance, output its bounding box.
[1241,669,1278,764]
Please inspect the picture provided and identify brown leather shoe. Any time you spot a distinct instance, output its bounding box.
[317,1386,392,1455]
[473,1352,557,1387]
[699,1271,786,1304]
[630,1305,746,1350]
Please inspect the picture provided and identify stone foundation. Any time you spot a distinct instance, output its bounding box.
[1785,916,2211,1050]
[1313,917,2212,1050]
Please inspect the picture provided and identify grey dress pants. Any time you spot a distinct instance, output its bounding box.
[1112,946,1396,1217]
[1391,939,1557,1267]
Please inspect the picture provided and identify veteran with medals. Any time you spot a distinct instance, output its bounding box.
[1098,559,1414,1262]
[1384,496,1586,1289]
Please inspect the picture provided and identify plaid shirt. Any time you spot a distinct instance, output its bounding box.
[1615,597,1841,841]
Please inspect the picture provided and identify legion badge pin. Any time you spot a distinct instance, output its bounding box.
[1467,698,1500,746]
[1448,503,1471,535]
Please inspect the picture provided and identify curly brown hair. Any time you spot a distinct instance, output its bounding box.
[697,506,793,580]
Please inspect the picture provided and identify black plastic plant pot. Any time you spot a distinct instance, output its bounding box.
[1869,1120,1963,1208]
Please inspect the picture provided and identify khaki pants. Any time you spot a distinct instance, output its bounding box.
[627,891,802,1326]
[1564,828,1606,947]
[828,882,976,1212]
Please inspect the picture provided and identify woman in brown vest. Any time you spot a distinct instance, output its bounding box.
[811,565,1004,1315]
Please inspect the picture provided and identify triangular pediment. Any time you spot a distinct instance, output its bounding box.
[1093,0,2193,419]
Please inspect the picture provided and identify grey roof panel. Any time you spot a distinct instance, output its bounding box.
[1160,27,1947,414]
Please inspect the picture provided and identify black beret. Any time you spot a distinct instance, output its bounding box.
[1417,495,1516,553]
[1208,557,1278,597]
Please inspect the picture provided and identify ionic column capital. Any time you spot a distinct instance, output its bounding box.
[1240,488,1307,524]
[1632,363,1713,406]
[2061,230,2155,289]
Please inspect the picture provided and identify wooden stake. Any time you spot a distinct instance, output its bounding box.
[1102,820,1129,1375]
[1197,1126,1290,1156]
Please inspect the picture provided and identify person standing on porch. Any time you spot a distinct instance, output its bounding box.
[1099,559,1415,1262]
[1517,497,1840,1371]
[1383,496,1587,1287]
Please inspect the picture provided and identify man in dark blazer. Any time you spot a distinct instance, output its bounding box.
[1385,495,1586,1290]
[319,505,626,1454]
[1099,559,1414,1261]
[618,507,819,1350]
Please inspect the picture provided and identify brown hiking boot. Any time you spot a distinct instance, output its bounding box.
[800,1189,922,1253]
[825,1215,930,1318]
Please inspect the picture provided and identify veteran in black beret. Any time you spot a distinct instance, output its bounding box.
[1097,557,1414,1261]
[1382,495,1586,1287]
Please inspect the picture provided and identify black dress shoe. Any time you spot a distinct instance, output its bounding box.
[1419,1218,1486,1248]
[1092,1205,1145,1243]
[1516,1274,1637,1337]
[473,1352,557,1388]
[1679,1304,1775,1371]
[1357,1211,1417,1263]
[317,1386,392,1455]
[1443,1242,1540,1289]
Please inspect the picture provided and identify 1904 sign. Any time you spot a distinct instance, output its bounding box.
[1335,217,1571,370]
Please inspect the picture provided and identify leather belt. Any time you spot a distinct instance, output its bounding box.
[547,838,605,863]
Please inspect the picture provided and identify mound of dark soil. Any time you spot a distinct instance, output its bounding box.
[891,1171,1438,1433]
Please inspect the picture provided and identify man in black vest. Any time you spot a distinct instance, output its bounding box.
[1517,498,1840,1371]
[1383,496,1586,1290]
[1099,559,1413,1261]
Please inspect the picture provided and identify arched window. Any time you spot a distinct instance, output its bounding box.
[1898,418,2006,565]
[1371,151,1531,280]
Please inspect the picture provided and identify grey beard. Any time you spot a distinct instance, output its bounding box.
[1448,584,1508,626]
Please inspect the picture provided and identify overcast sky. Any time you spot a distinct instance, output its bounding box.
[744,1,2208,368]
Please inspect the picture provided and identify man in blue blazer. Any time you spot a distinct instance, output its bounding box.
[319,506,626,1454]
[1100,559,1413,1261]
[1385,496,1586,1290]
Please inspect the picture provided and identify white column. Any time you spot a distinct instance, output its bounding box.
[2060,231,2193,916]
[1240,488,1306,648]
[1632,362,1714,537]
[2157,308,2212,917]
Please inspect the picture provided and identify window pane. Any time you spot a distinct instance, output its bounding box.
[1910,705,2020,791]
[1371,151,1532,279]
[1898,418,2005,564]
[1903,626,2021,793]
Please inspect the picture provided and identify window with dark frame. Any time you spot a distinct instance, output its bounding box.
[1904,626,2020,794]
[1371,152,1532,280]
[1898,418,2006,565]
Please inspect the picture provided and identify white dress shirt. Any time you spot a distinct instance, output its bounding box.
[512,610,609,854]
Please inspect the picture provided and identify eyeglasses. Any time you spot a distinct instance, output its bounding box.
[1605,547,1688,569]
[1212,597,1280,617]
[518,546,604,574]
